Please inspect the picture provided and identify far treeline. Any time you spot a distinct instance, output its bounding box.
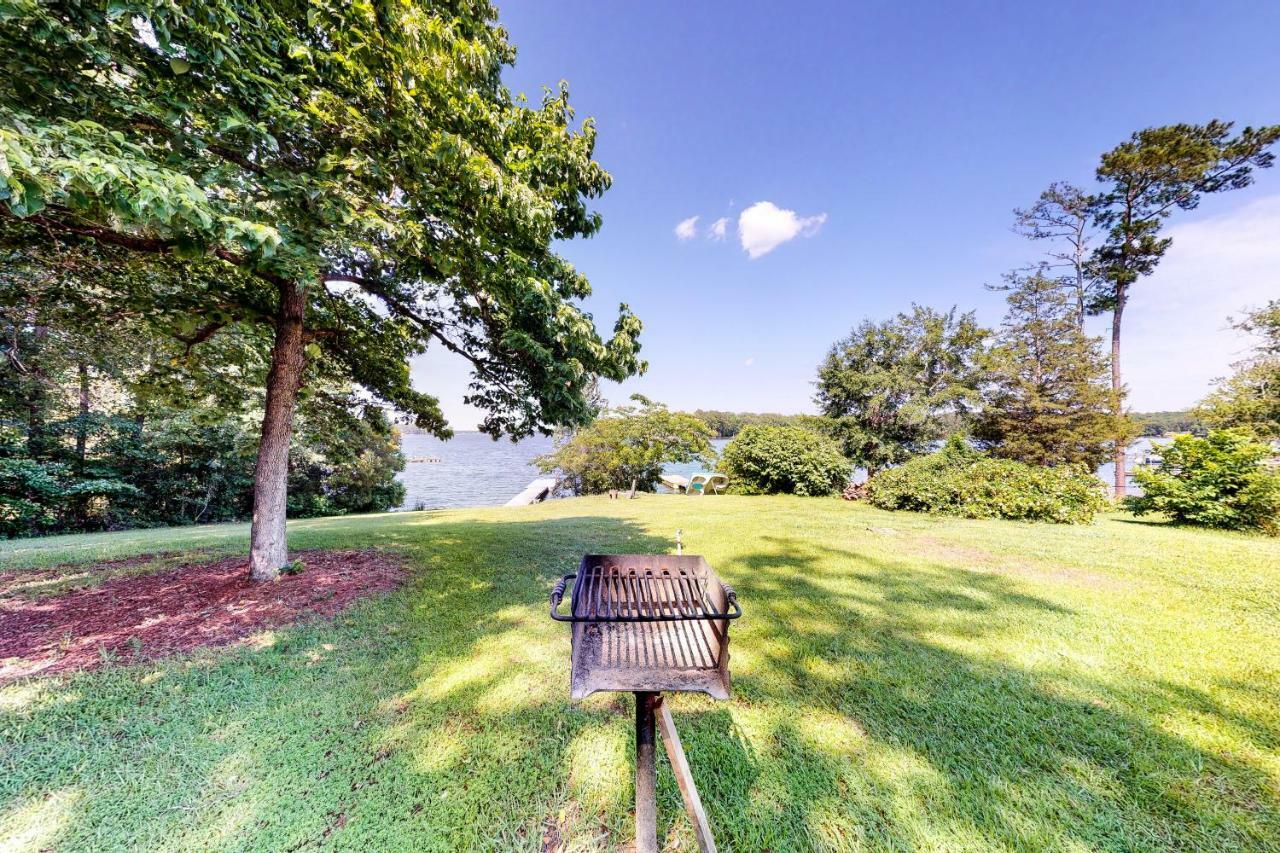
[693,409,1205,440]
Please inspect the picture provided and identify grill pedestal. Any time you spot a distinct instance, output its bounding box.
[635,691,659,853]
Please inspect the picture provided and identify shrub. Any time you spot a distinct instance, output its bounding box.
[866,436,1109,523]
[538,397,715,494]
[718,425,850,496]
[1125,429,1280,534]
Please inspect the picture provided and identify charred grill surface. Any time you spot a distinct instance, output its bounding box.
[551,555,738,701]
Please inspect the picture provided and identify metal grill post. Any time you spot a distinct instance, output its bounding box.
[635,691,658,853]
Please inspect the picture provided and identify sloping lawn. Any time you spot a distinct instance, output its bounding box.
[1,496,1277,851]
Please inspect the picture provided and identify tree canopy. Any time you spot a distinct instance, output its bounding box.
[0,1,644,575]
[1196,301,1280,439]
[974,273,1127,469]
[815,305,988,474]
[537,397,715,495]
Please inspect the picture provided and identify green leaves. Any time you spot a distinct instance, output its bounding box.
[816,305,989,472]
[537,399,714,494]
[1127,430,1280,534]
[1090,121,1280,301]
[719,425,849,496]
[1,0,641,462]
[867,445,1110,524]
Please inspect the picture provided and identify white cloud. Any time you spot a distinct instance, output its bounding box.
[674,215,699,241]
[743,356,755,367]
[709,217,729,241]
[1120,193,1280,410]
[737,201,827,259]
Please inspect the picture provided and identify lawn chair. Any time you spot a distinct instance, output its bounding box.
[688,473,728,495]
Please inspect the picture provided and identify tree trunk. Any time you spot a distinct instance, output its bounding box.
[75,360,89,472]
[1110,288,1126,499]
[249,283,307,581]
[628,477,639,500]
[26,325,48,458]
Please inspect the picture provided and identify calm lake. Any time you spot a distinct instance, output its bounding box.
[395,433,1156,510]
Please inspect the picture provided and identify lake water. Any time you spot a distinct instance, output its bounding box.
[395,433,1158,510]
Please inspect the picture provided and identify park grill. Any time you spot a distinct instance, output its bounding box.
[550,550,740,853]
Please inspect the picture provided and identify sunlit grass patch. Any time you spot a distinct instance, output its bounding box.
[0,495,1276,850]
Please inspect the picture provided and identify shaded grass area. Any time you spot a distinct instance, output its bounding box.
[1,497,1278,850]
[0,552,219,601]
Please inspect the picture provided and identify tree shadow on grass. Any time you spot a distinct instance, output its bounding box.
[3,516,1277,851]
[0,515,671,851]
[712,534,1279,850]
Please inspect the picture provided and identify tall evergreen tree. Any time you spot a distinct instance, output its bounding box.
[975,274,1125,470]
[1088,121,1280,496]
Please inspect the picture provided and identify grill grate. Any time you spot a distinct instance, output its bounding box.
[552,561,740,623]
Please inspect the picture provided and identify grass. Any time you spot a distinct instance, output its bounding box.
[1,496,1278,851]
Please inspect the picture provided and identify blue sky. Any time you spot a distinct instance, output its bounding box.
[412,0,1280,429]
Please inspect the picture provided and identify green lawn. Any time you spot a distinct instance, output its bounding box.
[2,496,1278,851]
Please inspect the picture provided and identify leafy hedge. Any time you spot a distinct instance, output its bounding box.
[866,437,1109,523]
[1126,430,1280,534]
[718,425,850,496]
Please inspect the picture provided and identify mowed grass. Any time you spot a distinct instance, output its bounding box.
[1,497,1278,851]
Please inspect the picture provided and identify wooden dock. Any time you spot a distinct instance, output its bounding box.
[505,477,559,506]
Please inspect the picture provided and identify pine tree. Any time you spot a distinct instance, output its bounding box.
[975,274,1128,470]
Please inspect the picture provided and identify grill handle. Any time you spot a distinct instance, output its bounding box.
[549,573,576,621]
[722,583,742,619]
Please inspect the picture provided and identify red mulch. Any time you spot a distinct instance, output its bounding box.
[0,550,405,681]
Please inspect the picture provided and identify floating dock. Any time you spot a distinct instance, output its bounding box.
[506,477,559,506]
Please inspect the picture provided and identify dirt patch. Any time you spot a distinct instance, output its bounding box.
[0,549,405,681]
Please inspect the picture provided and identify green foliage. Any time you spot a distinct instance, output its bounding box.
[867,437,1110,523]
[288,405,406,518]
[717,425,850,496]
[0,0,644,436]
[537,397,714,494]
[816,305,988,474]
[975,273,1129,469]
[0,0,645,567]
[1089,122,1280,311]
[1195,301,1280,439]
[1126,430,1280,534]
[1132,410,1204,437]
[689,410,821,438]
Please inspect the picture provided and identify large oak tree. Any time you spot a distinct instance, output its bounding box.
[815,305,988,475]
[0,1,644,578]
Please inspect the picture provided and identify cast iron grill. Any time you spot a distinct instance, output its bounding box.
[550,550,740,852]
[550,555,740,701]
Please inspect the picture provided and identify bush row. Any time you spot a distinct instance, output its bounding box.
[865,437,1110,523]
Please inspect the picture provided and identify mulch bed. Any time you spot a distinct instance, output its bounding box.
[0,549,405,682]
